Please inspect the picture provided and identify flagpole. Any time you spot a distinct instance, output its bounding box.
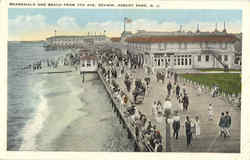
[124,17,126,32]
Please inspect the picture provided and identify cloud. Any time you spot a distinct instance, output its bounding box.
[8,15,242,41]
[56,16,81,32]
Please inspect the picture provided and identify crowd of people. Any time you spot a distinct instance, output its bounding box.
[218,111,232,138]
[97,49,233,151]
[99,52,165,151]
[21,52,79,72]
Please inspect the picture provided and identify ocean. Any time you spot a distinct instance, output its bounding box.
[7,42,134,151]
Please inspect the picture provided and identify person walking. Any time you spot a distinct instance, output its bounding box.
[177,97,183,112]
[182,84,186,96]
[225,111,232,137]
[208,104,213,120]
[167,81,172,97]
[176,84,180,99]
[218,112,227,138]
[152,101,157,117]
[182,94,189,111]
[197,85,202,96]
[191,118,196,139]
[194,116,201,139]
[172,111,181,139]
[156,101,163,115]
[155,141,163,152]
[163,98,172,116]
[174,72,178,84]
[185,116,192,147]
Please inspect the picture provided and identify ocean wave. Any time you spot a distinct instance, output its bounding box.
[19,81,50,151]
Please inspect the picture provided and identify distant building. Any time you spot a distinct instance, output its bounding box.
[46,35,108,48]
[125,28,241,70]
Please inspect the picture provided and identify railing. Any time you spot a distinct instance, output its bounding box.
[201,47,228,70]
[97,69,162,152]
[178,76,241,107]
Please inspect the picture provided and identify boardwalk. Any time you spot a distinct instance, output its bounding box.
[114,68,240,152]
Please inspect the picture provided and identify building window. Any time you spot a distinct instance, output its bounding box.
[178,59,180,65]
[234,58,238,64]
[205,55,209,62]
[185,58,188,65]
[164,43,167,50]
[181,58,184,65]
[205,42,208,49]
[225,43,228,49]
[218,55,222,61]
[158,43,161,50]
[189,58,192,65]
[224,55,228,61]
[198,55,201,62]
[184,43,187,49]
[87,60,91,67]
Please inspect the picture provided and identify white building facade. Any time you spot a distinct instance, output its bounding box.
[126,31,240,70]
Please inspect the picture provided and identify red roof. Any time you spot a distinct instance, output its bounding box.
[80,56,97,60]
[126,35,237,43]
[111,37,121,42]
[79,49,91,53]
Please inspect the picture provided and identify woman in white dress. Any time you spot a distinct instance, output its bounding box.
[178,97,183,112]
[197,85,202,96]
[194,116,201,139]
[152,101,157,117]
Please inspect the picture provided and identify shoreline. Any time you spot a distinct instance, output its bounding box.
[17,68,134,152]
[35,71,84,151]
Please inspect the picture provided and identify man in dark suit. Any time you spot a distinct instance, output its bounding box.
[185,116,192,147]
[172,112,181,139]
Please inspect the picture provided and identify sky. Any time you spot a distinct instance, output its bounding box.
[8,9,242,41]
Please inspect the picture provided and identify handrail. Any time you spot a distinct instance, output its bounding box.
[97,69,163,152]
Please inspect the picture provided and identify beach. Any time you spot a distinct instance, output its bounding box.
[8,42,134,152]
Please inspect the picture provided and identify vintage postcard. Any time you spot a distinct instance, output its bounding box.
[0,0,250,160]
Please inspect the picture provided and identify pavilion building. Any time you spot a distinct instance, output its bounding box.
[125,27,241,70]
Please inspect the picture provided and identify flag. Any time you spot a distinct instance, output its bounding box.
[124,17,132,23]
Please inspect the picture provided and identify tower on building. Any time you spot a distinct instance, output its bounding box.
[223,21,227,33]
[196,24,200,33]
[214,23,218,32]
